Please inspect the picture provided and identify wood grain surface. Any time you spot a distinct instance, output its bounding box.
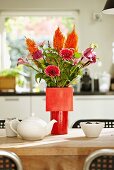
[0,129,114,170]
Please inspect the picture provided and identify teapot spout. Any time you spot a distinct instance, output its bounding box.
[46,119,57,136]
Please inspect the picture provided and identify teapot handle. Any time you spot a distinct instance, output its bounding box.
[9,119,20,137]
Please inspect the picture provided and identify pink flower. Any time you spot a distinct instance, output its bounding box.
[83,48,96,63]
[32,50,43,60]
[59,48,73,60]
[44,65,60,77]
[17,58,29,65]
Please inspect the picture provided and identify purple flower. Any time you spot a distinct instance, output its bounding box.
[32,50,43,60]
[82,48,96,63]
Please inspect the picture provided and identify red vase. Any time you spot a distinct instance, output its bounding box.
[50,111,68,135]
[46,87,73,135]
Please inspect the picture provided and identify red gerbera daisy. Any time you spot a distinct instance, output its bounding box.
[44,65,60,78]
[59,48,73,60]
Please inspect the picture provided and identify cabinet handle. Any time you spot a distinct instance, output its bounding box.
[5,98,19,101]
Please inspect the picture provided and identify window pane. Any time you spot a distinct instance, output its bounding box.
[5,16,75,68]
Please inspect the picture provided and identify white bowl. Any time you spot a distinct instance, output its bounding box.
[80,122,104,137]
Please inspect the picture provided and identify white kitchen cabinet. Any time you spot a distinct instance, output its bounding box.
[31,96,50,122]
[69,95,114,127]
[0,96,31,119]
[1,95,114,128]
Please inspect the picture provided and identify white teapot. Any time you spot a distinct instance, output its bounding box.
[10,114,57,140]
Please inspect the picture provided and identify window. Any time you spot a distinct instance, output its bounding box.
[0,11,78,91]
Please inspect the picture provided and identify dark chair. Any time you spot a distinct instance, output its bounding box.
[0,150,23,170]
[72,119,114,128]
[0,120,5,129]
[83,149,114,170]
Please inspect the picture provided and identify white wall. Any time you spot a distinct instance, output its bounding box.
[0,0,114,76]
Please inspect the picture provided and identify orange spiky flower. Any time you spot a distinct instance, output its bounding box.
[26,38,38,54]
[65,27,78,50]
[53,27,65,52]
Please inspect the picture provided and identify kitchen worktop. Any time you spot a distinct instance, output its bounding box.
[0,91,114,96]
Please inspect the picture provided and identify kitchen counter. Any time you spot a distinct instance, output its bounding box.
[0,128,114,170]
[0,91,114,96]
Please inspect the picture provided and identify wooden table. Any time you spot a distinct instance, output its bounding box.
[0,128,114,170]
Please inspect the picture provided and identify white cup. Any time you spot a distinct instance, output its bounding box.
[5,118,19,137]
[80,122,104,137]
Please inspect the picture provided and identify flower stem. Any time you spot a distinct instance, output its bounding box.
[30,66,39,73]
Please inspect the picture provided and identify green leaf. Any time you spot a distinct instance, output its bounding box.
[35,73,44,82]
[74,52,82,59]
[70,66,77,75]
[0,68,19,77]
[33,60,45,70]
[47,81,56,87]
[61,72,69,80]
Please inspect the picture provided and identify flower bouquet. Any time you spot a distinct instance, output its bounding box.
[18,26,97,135]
